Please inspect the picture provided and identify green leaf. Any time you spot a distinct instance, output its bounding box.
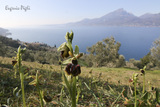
[57,42,67,51]
[24,73,32,79]
[141,91,148,101]
[108,85,115,95]
[69,31,74,42]
[16,89,21,97]
[84,82,102,107]
[75,45,79,55]
[143,66,146,70]
[62,58,72,65]
[13,87,18,96]
[65,32,70,42]
[63,73,72,97]
[21,47,26,54]
[66,41,73,53]
[29,79,36,85]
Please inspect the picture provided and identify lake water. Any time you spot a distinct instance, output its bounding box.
[7,25,160,60]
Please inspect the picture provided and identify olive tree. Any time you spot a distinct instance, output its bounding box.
[87,36,125,67]
[150,38,160,67]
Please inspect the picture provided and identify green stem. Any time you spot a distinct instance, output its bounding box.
[60,86,64,103]
[143,75,145,94]
[72,76,76,107]
[134,81,137,107]
[18,49,26,107]
[20,72,26,107]
[76,88,80,104]
[37,86,44,107]
[36,71,44,107]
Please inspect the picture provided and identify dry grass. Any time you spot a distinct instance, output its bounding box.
[0,56,160,106]
[1,56,160,88]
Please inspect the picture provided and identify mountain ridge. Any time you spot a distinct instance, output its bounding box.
[67,8,160,27]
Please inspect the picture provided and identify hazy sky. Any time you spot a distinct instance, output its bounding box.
[0,0,160,27]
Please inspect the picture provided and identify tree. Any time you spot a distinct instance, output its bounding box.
[87,36,125,67]
[151,38,160,67]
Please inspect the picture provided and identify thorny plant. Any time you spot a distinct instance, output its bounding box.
[57,31,84,107]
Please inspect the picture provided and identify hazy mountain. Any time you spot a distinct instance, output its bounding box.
[0,27,11,36]
[139,13,160,26]
[67,8,160,27]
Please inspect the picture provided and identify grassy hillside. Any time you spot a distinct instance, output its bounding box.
[0,56,160,106]
[0,33,160,106]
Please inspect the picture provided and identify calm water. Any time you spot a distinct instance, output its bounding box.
[8,26,160,60]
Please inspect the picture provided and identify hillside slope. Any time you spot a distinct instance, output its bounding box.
[0,35,59,64]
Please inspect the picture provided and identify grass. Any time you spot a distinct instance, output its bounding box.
[0,56,160,106]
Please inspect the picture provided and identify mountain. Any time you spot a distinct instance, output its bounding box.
[139,13,160,26]
[0,27,10,36]
[67,8,160,27]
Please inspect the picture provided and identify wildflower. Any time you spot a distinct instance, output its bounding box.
[71,64,81,76]
[65,60,81,76]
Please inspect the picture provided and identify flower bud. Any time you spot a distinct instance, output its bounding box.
[12,60,17,66]
[58,42,70,58]
[129,79,133,83]
[61,51,69,58]
[72,59,78,65]
[76,53,83,59]
[69,31,74,41]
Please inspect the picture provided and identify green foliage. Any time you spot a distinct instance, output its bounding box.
[13,46,27,107]
[87,36,125,67]
[58,31,84,107]
[0,35,59,64]
[151,37,160,67]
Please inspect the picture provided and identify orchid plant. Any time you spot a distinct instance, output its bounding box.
[57,31,84,107]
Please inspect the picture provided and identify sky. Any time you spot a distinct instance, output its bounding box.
[0,0,160,27]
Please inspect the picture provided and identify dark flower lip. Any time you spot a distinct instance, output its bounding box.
[65,63,81,76]
[141,69,145,74]
[65,63,72,75]
[71,64,81,76]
